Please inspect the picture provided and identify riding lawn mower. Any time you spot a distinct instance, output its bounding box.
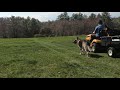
[85,28,120,57]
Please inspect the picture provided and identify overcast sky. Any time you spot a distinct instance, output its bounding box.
[0,12,120,22]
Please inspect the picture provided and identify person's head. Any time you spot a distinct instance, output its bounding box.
[98,20,103,25]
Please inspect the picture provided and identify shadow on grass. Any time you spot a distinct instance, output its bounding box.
[90,54,103,58]
[113,55,120,58]
[105,53,120,58]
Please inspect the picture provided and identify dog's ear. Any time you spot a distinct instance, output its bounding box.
[77,37,81,40]
[77,37,79,40]
[77,37,81,41]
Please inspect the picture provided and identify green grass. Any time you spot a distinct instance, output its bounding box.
[0,35,120,78]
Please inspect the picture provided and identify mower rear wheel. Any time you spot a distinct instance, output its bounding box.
[107,47,117,57]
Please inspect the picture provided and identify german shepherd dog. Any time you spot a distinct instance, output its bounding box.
[73,37,92,57]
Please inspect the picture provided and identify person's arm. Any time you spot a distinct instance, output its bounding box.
[93,26,97,34]
[93,31,95,34]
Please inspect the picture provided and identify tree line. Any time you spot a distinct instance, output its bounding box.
[0,12,119,38]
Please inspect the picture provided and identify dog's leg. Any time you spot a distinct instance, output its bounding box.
[81,48,85,55]
[80,48,84,55]
[85,51,90,57]
[80,52,82,55]
[87,46,92,52]
[84,46,89,57]
[79,48,82,55]
[87,52,89,57]
[80,50,82,55]
[87,46,92,57]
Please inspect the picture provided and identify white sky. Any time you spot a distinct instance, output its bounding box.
[0,12,119,22]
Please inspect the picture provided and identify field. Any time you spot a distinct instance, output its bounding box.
[0,35,120,78]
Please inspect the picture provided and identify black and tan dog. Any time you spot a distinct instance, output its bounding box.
[73,37,92,57]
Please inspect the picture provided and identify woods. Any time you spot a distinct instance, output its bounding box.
[0,12,119,38]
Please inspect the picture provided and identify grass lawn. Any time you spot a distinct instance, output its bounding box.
[0,35,120,78]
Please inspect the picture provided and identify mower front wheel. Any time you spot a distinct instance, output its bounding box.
[107,47,117,57]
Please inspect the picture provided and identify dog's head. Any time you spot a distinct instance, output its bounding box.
[73,39,77,44]
[73,37,81,44]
